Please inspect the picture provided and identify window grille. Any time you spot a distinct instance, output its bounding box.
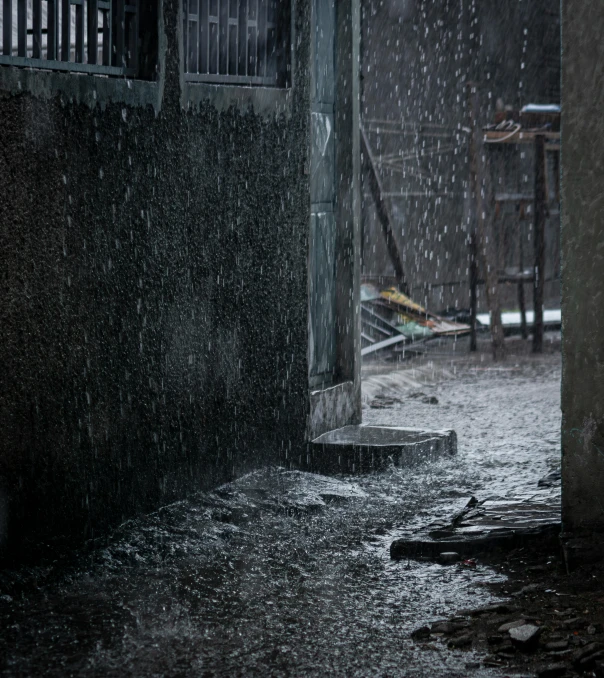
[183,0,290,87]
[0,0,140,77]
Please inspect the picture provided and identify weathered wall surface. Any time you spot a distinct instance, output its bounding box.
[361,0,560,314]
[0,0,311,558]
[561,1,604,544]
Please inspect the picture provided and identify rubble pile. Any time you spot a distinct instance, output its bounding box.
[410,546,604,678]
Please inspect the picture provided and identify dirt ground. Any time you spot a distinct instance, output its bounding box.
[423,543,604,678]
[0,333,580,677]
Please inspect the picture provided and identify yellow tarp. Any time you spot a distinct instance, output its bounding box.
[380,287,429,316]
[378,287,470,336]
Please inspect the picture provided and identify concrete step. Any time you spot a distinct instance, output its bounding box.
[309,424,457,474]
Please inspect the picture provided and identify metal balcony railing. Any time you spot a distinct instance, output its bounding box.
[0,0,139,77]
[183,0,290,87]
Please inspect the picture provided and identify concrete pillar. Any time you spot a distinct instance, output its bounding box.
[561,1,604,561]
[307,0,362,440]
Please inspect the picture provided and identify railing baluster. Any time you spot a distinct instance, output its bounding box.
[193,0,199,72]
[126,0,138,71]
[237,0,245,75]
[113,0,125,68]
[256,0,265,77]
[88,0,99,64]
[263,0,268,78]
[206,0,210,72]
[199,0,207,72]
[247,0,256,77]
[75,0,85,62]
[219,0,227,74]
[61,0,71,61]
[183,0,188,71]
[208,0,217,74]
[32,0,42,58]
[216,0,219,71]
[206,0,212,73]
[17,0,26,57]
[228,0,237,75]
[3,0,13,56]
[48,0,58,59]
[102,6,111,65]
[186,0,198,73]
[266,0,276,79]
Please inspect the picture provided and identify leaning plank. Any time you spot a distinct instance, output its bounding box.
[360,124,408,294]
[361,334,407,357]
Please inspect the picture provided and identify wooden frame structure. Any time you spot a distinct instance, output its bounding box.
[481,126,560,352]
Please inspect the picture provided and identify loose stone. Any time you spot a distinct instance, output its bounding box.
[495,644,516,656]
[576,651,604,671]
[460,604,514,617]
[509,623,542,648]
[562,616,588,629]
[410,626,431,640]
[431,621,455,634]
[535,663,568,678]
[447,634,472,649]
[498,619,527,633]
[438,551,461,565]
[572,641,604,665]
[512,583,542,597]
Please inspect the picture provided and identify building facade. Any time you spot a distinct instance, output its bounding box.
[0,0,361,558]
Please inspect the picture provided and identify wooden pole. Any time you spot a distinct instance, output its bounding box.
[467,82,505,360]
[533,135,546,353]
[466,85,478,353]
[518,220,528,340]
[469,233,478,352]
[360,124,409,294]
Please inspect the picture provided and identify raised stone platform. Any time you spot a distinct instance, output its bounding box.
[309,424,457,474]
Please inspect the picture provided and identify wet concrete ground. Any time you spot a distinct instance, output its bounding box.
[0,337,561,677]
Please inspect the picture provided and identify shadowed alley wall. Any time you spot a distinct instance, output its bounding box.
[561,1,604,553]
[0,0,312,558]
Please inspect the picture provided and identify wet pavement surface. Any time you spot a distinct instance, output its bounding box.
[0,339,561,677]
[363,337,561,564]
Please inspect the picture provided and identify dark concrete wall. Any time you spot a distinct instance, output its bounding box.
[0,0,312,558]
[361,0,561,313]
[561,2,604,543]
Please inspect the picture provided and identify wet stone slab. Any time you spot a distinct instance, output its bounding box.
[391,494,561,561]
[309,424,457,474]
